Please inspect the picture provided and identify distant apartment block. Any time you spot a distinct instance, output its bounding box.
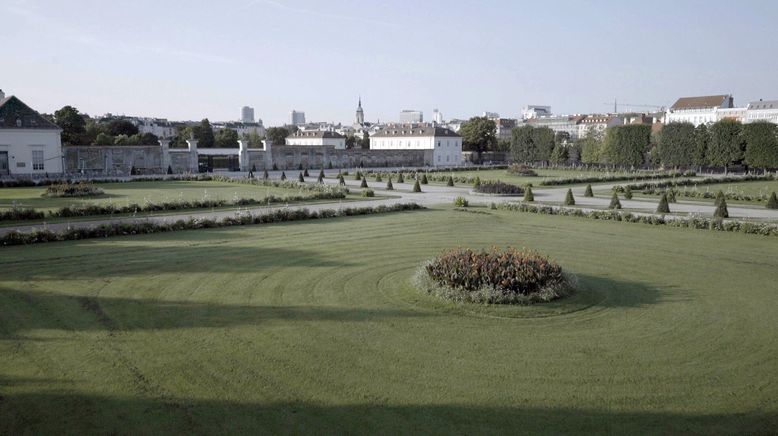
[745,99,778,124]
[290,110,306,126]
[399,110,423,123]
[241,106,255,123]
[663,95,734,126]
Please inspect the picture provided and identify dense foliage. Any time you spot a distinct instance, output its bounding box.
[507,164,538,176]
[419,247,573,304]
[474,181,524,195]
[44,182,104,197]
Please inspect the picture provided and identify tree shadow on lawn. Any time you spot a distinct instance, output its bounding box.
[574,274,682,310]
[0,390,774,435]
[0,287,428,338]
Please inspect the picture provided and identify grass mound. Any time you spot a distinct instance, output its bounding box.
[416,246,575,305]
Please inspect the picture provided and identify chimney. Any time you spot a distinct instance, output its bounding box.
[0,89,5,100]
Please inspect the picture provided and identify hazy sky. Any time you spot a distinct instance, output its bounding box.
[3,0,778,126]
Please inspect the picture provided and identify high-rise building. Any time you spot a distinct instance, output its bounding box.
[290,110,306,126]
[432,108,443,124]
[241,106,254,123]
[399,110,423,123]
[356,97,364,125]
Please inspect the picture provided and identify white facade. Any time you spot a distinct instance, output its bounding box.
[663,95,734,126]
[745,100,778,124]
[213,122,266,138]
[131,118,176,139]
[399,110,423,123]
[286,130,346,149]
[522,105,551,120]
[370,126,462,167]
[0,94,63,176]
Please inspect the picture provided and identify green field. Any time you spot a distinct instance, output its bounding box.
[2,207,777,434]
[0,180,346,212]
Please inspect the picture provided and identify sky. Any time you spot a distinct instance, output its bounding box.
[2,0,778,126]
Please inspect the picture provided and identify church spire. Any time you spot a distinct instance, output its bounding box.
[356,95,364,125]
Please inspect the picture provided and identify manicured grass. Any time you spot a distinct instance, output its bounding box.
[1,207,777,434]
[0,180,337,212]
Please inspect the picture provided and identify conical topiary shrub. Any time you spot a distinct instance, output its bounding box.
[714,197,729,218]
[375,173,383,182]
[624,185,633,200]
[338,174,345,186]
[584,184,593,197]
[298,163,303,171]
[354,171,362,181]
[609,191,622,209]
[767,192,778,209]
[447,176,454,187]
[280,171,286,181]
[656,193,670,214]
[318,169,325,179]
[360,178,368,188]
[473,176,481,189]
[523,186,534,202]
[714,190,725,207]
[263,169,269,180]
[421,174,429,184]
[298,172,305,183]
[386,178,394,190]
[564,189,575,206]
[413,180,422,193]
[303,168,310,177]
[317,174,324,184]
[397,173,405,183]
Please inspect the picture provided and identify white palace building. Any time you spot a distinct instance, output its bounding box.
[0,90,63,176]
[370,125,462,167]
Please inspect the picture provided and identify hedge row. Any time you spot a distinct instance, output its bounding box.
[496,202,778,237]
[639,187,773,203]
[613,174,776,193]
[538,171,695,187]
[0,203,425,246]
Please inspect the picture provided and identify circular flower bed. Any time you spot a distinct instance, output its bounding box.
[473,181,524,196]
[416,247,574,304]
[44,182,104,198]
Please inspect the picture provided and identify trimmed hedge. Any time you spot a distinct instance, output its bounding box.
[474,181,523,195]
[496,203,778,237]
[539,171,694,187]
[0,203,425,246]
[418,247,573,305]
[44,182,104,198]
[614,174,776,194]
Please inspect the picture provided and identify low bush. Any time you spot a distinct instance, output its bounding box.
[447,176,455,187]
[609,192,622,209]
[44,182,104,198]
[413,180,422,192]
[656,193,670,214]
[714,198,729,218]
[496,202,778,237]
[584,184,593,197]
[767,192,778,209]
[624,186,633,200]
[454,196,469,207]
[420,174,429,184]
[362,189,375,197]
[523,186,534,202]
[0,203,425,246]
[417,247,574,305]
[564,189,575,206]
[540,171,694,187]
[0,207,46,222]
[474,181,523,195]
[473,177,481,189]
[507,164,538,177]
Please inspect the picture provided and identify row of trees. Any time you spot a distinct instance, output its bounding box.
[53,106,158,146]
[654,120,778,171]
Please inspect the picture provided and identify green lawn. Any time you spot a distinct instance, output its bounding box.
[616,180,778,204]
[2,207,777,434]
[0,180,343,212]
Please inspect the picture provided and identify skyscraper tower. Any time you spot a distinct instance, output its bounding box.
[356,96,364,125]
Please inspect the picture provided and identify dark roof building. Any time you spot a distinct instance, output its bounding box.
[670,95,733,111]
[0,95,60,130]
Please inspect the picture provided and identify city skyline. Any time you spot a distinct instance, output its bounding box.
[3,0,778,125]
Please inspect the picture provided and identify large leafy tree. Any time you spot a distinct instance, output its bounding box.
[691,124,709,168]
[657,122,694,168]
[265,127,291,145]
[743,121,778,170]
[108,119,139,137]
[510,125,535,163]
[359,131,370,149]
[459,117,496,162]
[345,134,357,149]
[578,127,603,164]
[708,119,745,170]
[601,124,650,167]
[214,128,239,148]
[192,119,215,147]
[532,127,555,163]
[54,105,87,145]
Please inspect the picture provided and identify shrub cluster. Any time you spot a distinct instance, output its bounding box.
[0,207,46,222]
[507,164,538,177]
[496,203,778,237]
[473,181,524,195]
[44,182,104,197]
[539,171,694,187]
[453,196,469,207]
[0,203,425,246]
[418,247,573,304]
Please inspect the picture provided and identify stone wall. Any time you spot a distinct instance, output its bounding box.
[254,145,431,170]
[63,146,164,175]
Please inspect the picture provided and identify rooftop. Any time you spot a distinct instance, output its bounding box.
[287,130,345,139]
[670,95,732,111]
[372,125,460,138]
[0,95,60,130]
